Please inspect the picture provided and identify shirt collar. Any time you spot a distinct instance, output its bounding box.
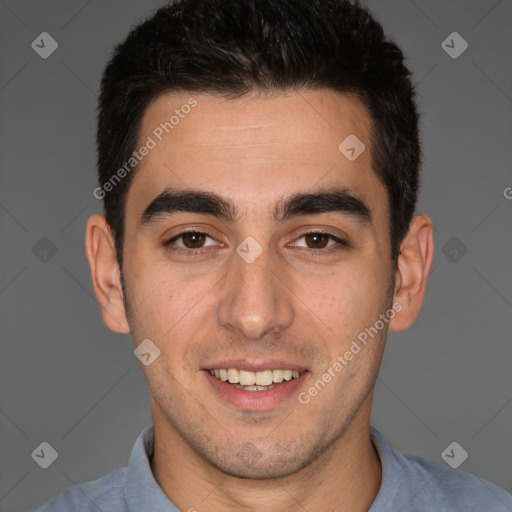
[124,424,180,511]
[368,426,412,511]
[123,424,408,511]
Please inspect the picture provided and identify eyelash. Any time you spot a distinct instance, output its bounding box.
[163,230,349,256]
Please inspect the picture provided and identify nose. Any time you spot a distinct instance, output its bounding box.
[216,244,295,340]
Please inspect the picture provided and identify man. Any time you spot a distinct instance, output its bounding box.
[36,0,512,510]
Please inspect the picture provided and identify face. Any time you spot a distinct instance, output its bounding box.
[120,90,396,478]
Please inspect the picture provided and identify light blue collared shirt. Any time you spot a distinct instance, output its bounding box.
[35,424,512,511]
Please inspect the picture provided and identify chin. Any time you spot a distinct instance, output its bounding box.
[203,443,312,480]
[211,460,304,480]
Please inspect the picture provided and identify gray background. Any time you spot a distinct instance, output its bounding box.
[0,0,511,510]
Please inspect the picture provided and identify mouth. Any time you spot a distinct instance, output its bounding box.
[202,365,309,410]
[207,368,303,391]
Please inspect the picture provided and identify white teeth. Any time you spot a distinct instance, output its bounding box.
[209,368,303,386]
[239,370,256,386]
[273,369,284,383]
[232,384,275,391]
[227,368,239,384]
[256,370,273,386]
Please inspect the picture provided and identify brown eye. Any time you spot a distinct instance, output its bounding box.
[180,232,208,248]
[165,230,218,251]
[291,232,348,251]
[304,233,331,249]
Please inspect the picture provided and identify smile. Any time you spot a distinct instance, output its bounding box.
[208,368,303,391]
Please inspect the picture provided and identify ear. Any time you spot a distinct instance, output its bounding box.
[85,214,130,334]
[388,215,434,332]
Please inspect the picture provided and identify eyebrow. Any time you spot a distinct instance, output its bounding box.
[140,186,372,226]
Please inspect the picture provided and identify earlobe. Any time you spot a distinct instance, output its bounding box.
[85,214,130,334]
[388,215,434,332]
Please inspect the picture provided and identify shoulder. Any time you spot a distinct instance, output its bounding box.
[370,427,512,511]
[34,467,128,511]
[400,451,512,510]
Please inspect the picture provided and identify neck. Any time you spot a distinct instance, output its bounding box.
[150,398,381,512]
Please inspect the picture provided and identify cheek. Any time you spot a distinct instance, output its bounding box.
[124,257,219,340]
[303,264,386,330]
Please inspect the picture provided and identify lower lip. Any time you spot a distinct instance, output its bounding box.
[203,371,309,411]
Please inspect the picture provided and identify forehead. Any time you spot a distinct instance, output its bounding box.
[126,89,387,223]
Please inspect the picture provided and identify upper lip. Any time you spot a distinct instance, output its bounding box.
[202,360,309,373]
